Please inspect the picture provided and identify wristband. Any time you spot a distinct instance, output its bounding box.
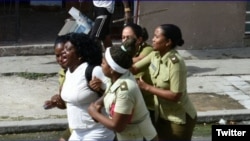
[124,8,131,12]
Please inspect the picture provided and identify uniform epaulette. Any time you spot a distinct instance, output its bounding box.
[169,54,179,64]
[120,81,128,91]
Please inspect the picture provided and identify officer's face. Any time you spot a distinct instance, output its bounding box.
[122,27,141,51]
[101,58,112,77]
[152,27,169,52]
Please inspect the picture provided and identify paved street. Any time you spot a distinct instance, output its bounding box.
[1,46,250,134]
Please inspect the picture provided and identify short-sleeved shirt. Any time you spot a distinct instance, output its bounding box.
[104,71,157,140]
[135,43,153,59]
[58,68,66,87]
[135,49,197,124]
[61,62,112,136]
[134,43,154,110]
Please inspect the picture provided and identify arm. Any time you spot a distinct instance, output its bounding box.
[133,45,153,63]
[131,51,153,75]
[88,102,132,132]
[44,83,66,110]
[43,94,66,110]
[137,76,182,102]
[89,76,105,94]
[133,55,146,63]
[88,81,134,132]
[91,66,108,94]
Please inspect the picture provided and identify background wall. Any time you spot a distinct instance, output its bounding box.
[138,1,246,49]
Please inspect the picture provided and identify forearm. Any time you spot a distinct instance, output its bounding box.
[90,110,116,131]
[94,95,105,107]
[133,56,144,63]
[145,85,181,102]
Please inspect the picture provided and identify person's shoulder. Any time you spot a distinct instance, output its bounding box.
[168,50,185,64]
[143,44,153,51]
[58,68,66,74]
[169,54,179,64]
[92,65,103,75]
[142,43,152,49]
[119,81,129,91]
[92,65,108,82]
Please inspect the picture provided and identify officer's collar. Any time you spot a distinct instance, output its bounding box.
[155,49,177,61]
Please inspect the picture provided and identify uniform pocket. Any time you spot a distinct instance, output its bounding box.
[149,63,159,78]
[156,67,170,88]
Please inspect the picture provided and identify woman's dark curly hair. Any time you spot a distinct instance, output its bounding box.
[109,37,137,69]
[65,32,102,65]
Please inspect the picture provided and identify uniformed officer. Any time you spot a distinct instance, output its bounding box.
[43,35,69,141]
[132,24,197,141]
[121,23,155,123]
[88,38,158,141]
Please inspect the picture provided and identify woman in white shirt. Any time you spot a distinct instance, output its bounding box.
[60,33,115,141]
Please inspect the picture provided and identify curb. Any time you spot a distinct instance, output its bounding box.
[0,118,67,134]
[197,109,250,123]
[0,41,122,57]
[0,44,54,57]
[1,109,250,134]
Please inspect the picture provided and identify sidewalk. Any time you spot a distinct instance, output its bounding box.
[1,45,250,134]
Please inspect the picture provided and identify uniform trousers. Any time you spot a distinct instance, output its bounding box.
[155,113,197,141]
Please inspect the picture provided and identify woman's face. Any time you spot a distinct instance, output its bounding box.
[62,41,79,69]
[122,27,137,42]
[101,58,112,78]
[122,27,141,48]
[54,43,66,69]
[152,26,169,52]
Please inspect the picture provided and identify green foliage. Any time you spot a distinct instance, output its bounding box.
[193,123,212,137]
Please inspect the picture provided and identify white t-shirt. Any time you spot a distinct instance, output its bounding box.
[61,62,108,129]
[93,0,115,13]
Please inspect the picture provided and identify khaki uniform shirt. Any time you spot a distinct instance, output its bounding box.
[104,71,157,140]
[58,68,66,87]
[135,49,197,124]
[134,43,154,110]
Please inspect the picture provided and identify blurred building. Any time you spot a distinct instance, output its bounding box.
[0,0,249,49]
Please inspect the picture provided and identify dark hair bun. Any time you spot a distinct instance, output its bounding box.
[121,37,137,57]
[141,27,149,41]
[177,39,184,46]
